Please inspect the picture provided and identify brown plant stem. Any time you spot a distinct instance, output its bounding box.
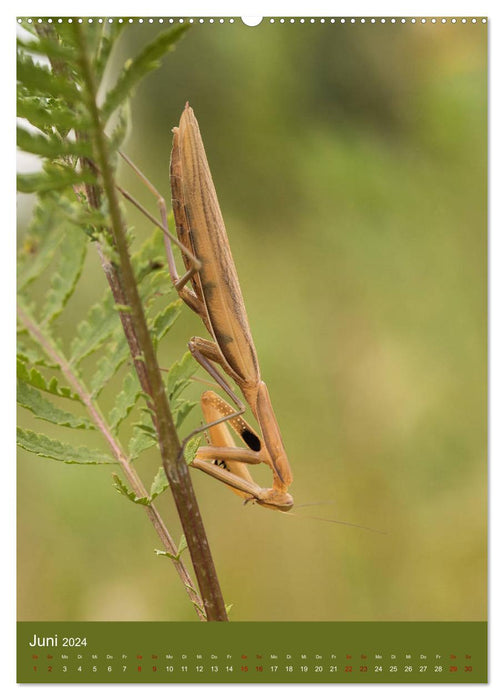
[73,23,228,621]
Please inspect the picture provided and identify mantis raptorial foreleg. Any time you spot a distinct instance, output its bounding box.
[193,390,289,511]
[178,336,249,458]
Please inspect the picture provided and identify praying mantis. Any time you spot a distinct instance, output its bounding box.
[119,106,384,533]
[165,104,294,511]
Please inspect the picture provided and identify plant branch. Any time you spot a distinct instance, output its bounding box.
[17,305,206,621]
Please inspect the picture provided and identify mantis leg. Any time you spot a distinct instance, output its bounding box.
[191,458,270,504]
[191,391,273,504]
[177,337,252,459]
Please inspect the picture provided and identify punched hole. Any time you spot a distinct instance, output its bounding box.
[241,16,263,27]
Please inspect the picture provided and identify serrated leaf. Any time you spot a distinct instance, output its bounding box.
[183,435,202,466]
[89,335,129,397]
[17,427,115,464]
[166,351,196,401]
[149,466,169,501]
[17,165,96,194]
[54,18,102,52]
[40,226,88,326]
[132,226,167,277]
[17,52,81,103]
[17,195,67,291]
[108,372,142,432]
[101,25,190,121]
[139,268,174,308]
[107,101,131,151]
[17,125,94,160]
[128,426,158,461]
[151,301,181,342]
[70,289,120,364]
[17,379,95,429]
[134,418,157,438]
[16,191,94,295]
[17,94,90,134]
[173,398,196,429]
[155,549,178,561]
[17,327,59,368]
[94,21,125,81]
[112,473,150,505]
[17,357,81,401]
[17,35,79,64]
[56,192,109,232]
[155,534,187,562]
[16,343,58,369]
[177,534,188,556]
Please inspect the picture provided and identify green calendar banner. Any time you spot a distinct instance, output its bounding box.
[17,621,487,683]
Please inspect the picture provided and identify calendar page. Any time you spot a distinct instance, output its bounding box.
[16,13,487,684]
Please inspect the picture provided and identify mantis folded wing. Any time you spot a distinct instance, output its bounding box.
[168,104,294,511]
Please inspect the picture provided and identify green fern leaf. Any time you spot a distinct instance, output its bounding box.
[17,92,52,131]
[54,17,102,50]
[131,223,167,275]
[17,194,67,291]
[128,425,158,461]
[89,335,130,397]
[17,164,96,194]
[17,427,115,464]
[16,341,58,369]
[107,101,131,151]
[139,269,174,309]
[149,466,169,501]
[166,351,196,401]
[112,473,150,505]
[133,417,157,438]
[17,379,95,429]
[17,125,94,160]
[70,290,120,364]
[17,93,90,135]
[184,435,202,465]
[145,436,200,502]
[40,226,88,326]
[94,22,126,81]
[155,534,187,561]
[173,398,197,429]
[17,52,81,103]
[17,357,81,402]
[151,301,181,343]
[55,193,109,233]
[101,26,190,122]
[17,34,79,64]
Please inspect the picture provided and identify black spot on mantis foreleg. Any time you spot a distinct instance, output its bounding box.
[241,429,261,452]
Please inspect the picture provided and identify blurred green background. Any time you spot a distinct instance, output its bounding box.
[17,19,487,622]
